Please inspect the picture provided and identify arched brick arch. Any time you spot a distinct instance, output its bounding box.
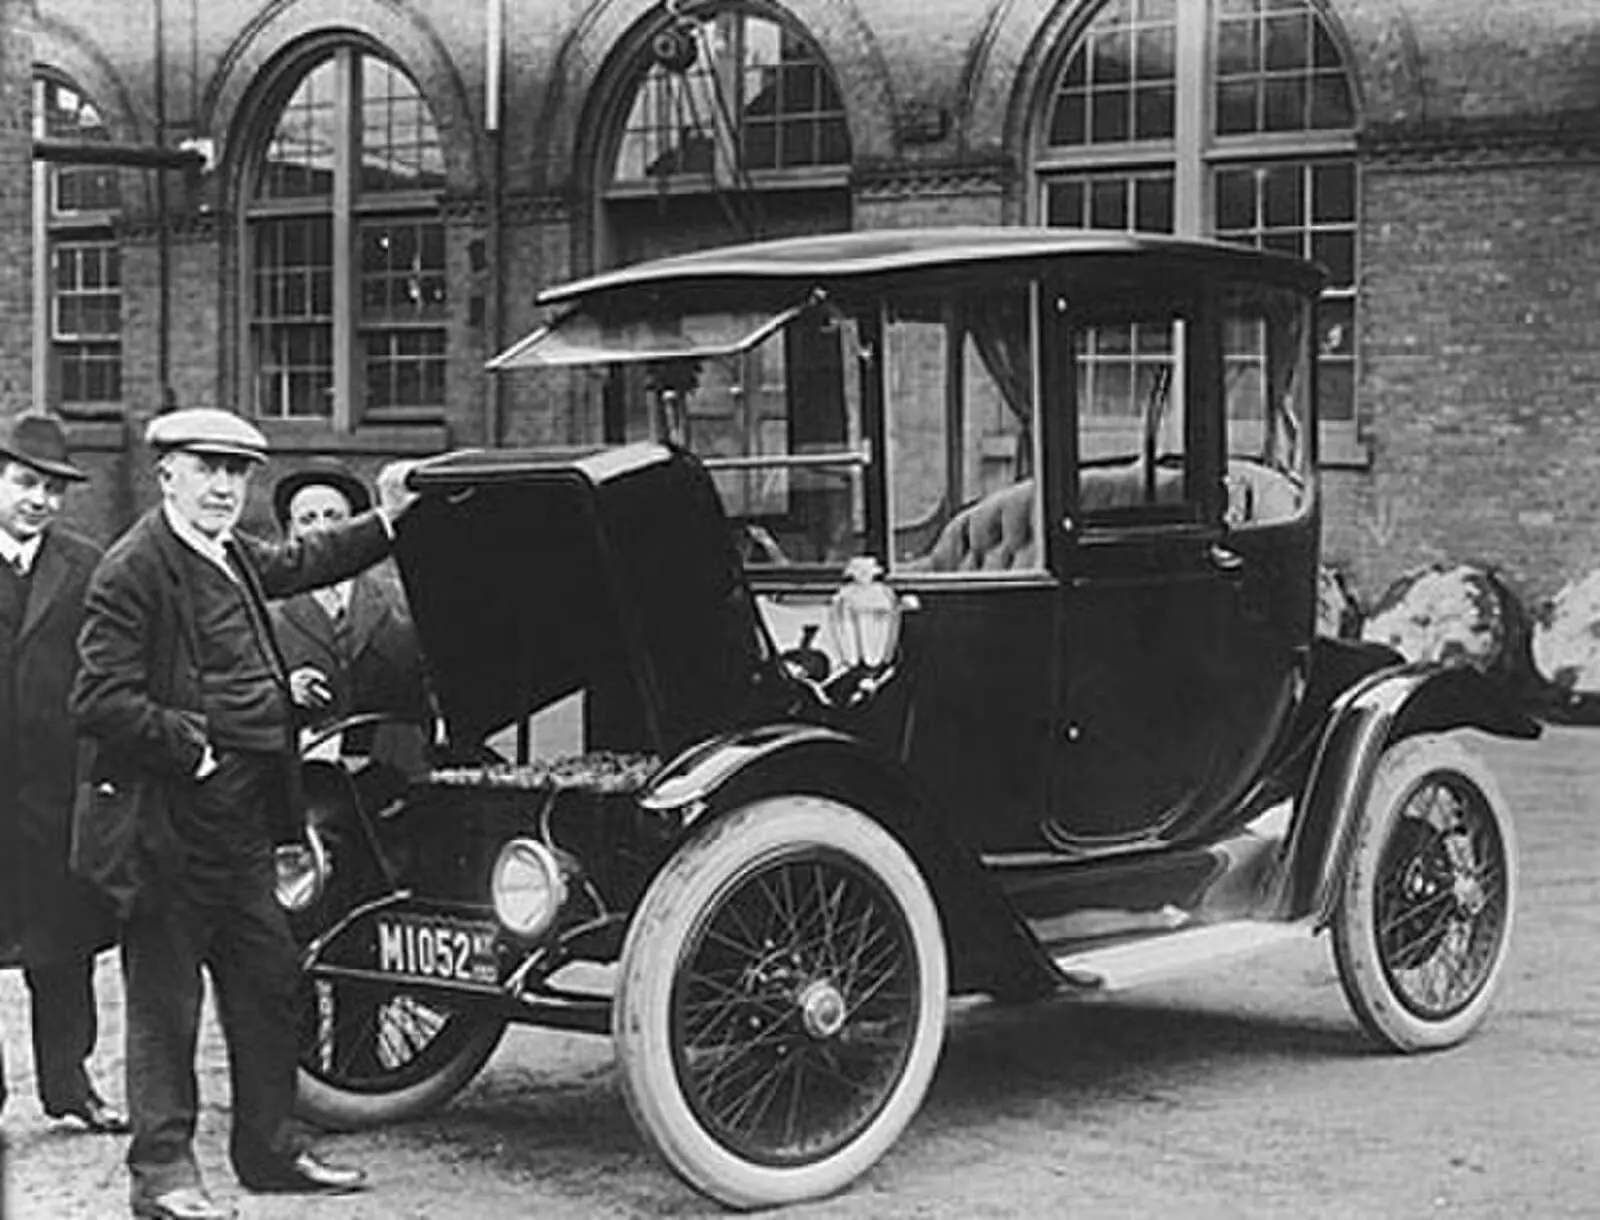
[26,9,153,213]
[959,0,1424,160]
[533,0,897,197]
[25,10,146,143]
[204,0,482,203]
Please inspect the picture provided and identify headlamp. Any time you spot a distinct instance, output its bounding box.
[490,839,569,939]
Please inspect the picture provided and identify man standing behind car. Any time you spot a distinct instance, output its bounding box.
[70,407,418,1220]
[0,413,127,1136]
[269,459,432,778]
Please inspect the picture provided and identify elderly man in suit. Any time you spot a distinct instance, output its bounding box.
[0,413,126,1135]
[268,460,431,774]
[71,408,418,1220]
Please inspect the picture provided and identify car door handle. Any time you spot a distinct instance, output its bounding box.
[1208,543,1245,577]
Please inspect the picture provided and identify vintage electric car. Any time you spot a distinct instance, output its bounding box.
[283,228,1539,1210]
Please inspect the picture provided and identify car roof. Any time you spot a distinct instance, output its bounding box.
[536,226,1327,306]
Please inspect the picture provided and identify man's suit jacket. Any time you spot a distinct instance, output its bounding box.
[0,526,112,966]
[270,564,430,729]
[69,505,391,918]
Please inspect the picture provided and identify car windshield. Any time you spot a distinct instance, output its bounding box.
[590,291,1041,573]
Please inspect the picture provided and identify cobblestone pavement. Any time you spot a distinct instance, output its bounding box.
[3,727,1598,1218]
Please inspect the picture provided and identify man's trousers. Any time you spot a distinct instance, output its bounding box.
[120,752,304,1201]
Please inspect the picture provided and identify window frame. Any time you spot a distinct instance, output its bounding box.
[602,2,852,201]
[1030,0,1362,465]
[32,72,123,417]
[240,44,449,431]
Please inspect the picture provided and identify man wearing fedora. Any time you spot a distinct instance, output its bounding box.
[0,412,127,1136]
[269,459,431,775]
[71,408,418,1220]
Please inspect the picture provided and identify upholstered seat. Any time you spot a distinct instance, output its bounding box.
[910,481,1038,573]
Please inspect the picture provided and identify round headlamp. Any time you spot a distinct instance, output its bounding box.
[274,827,330,912]
[490,839,568,939]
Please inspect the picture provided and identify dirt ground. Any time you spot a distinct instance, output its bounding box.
[4,726,1598,1219]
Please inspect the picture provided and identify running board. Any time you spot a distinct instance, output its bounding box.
[1052,920,1315,993]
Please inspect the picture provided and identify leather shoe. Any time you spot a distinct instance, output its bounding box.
[48,1096,131,1135]
[239,1149,367,1194]
[131,1186,236,1220]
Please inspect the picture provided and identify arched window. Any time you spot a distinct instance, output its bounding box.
[601,3,852,262]
[34,72,121,410]
[1033,0,1358,435]
[245,47,447,426]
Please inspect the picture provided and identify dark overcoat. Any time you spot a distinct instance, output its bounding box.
[69,505,392,919]
[0,526,113,967]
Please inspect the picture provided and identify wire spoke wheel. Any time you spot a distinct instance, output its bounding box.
[616,796,947,1210]
[1334,734,1517,1052]
[672,850,920,1166]
[1373,775,1508,1019]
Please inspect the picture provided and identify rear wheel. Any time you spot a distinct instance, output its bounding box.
[1333,734,1517,1052]
[615,796,947,1210]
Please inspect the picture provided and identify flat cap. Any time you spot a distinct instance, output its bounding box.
[146,408,268,463]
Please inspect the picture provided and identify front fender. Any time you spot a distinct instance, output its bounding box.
[1276,663,1540,923]
[640,723,1059,1001]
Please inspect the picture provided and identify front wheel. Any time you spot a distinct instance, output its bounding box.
[1333,734,1517,1052]
[615,796,948,1211]
[295,978,505,1129]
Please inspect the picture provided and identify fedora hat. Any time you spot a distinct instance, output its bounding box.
[273,459,373,531]
[0,412,89,482]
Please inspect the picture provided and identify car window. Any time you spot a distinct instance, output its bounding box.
[1073,314,1197,526]
[890,288,1043,576]
[614,306,870,569]
[1222,282,1313,527]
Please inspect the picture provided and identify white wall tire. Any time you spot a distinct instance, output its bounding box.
[615,796,948,1210]
[1332,733,1517,1052]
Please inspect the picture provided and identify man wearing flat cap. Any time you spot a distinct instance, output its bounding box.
[71,407,418,1220]
[0,413,127,1137]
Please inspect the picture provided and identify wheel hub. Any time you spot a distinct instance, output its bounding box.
[798,978,847,1040]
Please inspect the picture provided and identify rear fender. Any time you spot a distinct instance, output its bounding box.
[1276,664,1540,923]
[640,724,1059,1000]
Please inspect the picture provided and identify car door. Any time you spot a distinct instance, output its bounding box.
[1046,292,1289,847]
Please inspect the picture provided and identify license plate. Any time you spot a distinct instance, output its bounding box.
[375,914,499,985]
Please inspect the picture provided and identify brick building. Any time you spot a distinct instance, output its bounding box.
[6,0,1600,602]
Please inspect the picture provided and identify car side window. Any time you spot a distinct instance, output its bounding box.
[1222,283,1313,527]
[1074,314,1198,526]
[889,289,1043,576]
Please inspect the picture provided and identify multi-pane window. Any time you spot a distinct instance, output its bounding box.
[34,74,122,409]
[1213,160,1356,420]
[1036,0,1358,441]
[610,7,849,188]
[248,49,447,425]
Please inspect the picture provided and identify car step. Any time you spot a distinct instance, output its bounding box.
[1052,920,1315,993]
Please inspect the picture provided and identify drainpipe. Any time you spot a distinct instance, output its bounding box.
[484,0,504,448]
[154,0,172,412]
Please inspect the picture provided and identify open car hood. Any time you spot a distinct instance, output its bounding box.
[393,443,770,755]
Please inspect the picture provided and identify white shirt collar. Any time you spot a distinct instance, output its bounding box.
[0,528,42,575]
[314,579,353,617]
[162,500,237,580]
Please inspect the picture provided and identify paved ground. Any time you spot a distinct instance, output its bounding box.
[3,725,1597,1218]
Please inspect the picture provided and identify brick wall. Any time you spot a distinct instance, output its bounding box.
[1333,152,1600,605]
[0,0,29,419]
